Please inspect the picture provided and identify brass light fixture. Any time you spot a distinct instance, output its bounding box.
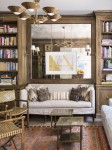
[8,0,61,24]
[55,26,73,47]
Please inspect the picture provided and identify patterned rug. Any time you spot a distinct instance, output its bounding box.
[0,124,110,150]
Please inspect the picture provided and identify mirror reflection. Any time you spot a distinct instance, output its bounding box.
[31,24,91,79]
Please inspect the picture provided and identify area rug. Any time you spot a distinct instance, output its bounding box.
[1,124,110,150]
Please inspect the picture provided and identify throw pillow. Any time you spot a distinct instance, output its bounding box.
[79,87,88,101]
[69,88,81,101]
[37,88,50,102]
[28,88,38,102]
[78,86,90,101]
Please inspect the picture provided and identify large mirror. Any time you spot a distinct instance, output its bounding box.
[31,24,91,80]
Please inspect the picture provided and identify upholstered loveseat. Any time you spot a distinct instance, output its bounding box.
[20,84,95,119]
[101,98,112,150]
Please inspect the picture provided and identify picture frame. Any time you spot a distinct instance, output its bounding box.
[45,44,53,52]
[45,52,77,75]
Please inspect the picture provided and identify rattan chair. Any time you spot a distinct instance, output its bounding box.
[0,90,29,127]
[0,109,25,150]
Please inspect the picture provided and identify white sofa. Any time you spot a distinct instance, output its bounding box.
[20,84,95,119]
[101,99,112,150]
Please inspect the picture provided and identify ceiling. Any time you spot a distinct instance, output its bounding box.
[1,0,111,40]
[0,0,112,15]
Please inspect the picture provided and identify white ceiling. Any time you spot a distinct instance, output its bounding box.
[0,0,112,15]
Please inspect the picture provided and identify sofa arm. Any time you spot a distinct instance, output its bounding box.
[19,89,28,108]
[90,88,95,108]
[109,98,112,106]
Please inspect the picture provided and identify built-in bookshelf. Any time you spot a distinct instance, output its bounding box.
[0,21,18,85]
[101,20,112,84]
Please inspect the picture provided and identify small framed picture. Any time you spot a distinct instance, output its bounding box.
[45,44,53,52]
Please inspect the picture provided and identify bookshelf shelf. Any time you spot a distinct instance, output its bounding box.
[0,32,17,35]
[0,46,17,48]
[0,71,18,73]
[0,58,18,62]
[102,32,112,35]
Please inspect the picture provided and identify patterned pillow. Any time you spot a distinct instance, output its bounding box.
[28,88,38,102]
[69,88,81,101]
[70,86,90,101]
[37,88,50,102]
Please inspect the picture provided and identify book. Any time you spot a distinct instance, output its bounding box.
[106,74,112,82]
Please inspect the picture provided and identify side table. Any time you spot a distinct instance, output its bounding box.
[56,117,84,150]
[50,109,73,128]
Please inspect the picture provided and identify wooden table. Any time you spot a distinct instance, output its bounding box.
[50,109,73,128]
[56,117,84,150]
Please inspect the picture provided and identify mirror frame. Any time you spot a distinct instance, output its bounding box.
[26,15,96,84]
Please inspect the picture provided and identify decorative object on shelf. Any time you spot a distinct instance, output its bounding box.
[8,0,61,24]
[45,44,52,52]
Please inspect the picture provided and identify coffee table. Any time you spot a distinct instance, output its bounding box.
[50,109,73,128]
[56,117,84,150]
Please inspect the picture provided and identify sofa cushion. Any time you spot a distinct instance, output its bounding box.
[37,88,50,102]
[28,88,38,102]
[25,100,91,108]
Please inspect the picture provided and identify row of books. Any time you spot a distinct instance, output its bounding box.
[102,39,112,45]
[101,46,112,58]
[0,36,17,46]
[0,25,17,33]
[102,21,112,32]
[0,62,18,71]
[0,74,17,85]
[0,49,18,58]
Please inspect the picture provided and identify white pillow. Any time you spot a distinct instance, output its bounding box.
[50,92,69,100]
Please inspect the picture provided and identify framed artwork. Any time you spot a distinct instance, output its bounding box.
[45,52,77,75]
[45,44,53,52]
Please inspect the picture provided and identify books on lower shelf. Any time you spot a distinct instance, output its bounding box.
[0,49,18,58]
[0,74,17,85]
[0,62,18,71]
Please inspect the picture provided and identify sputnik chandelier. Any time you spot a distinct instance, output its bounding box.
[8,0,61,24]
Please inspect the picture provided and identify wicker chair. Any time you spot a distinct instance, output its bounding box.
[0,90,29,127]
[0,109,25,150]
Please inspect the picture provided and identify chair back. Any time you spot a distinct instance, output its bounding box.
[0,90,15,103]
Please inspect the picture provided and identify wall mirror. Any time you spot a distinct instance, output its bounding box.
[31,23,92,80]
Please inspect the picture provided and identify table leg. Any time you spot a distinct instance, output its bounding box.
[57,127,59,150]
[80,126,82,150]
[51,116,53,128]
[55,116,56,127]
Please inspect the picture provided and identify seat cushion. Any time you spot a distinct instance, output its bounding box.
[23,100,91,108]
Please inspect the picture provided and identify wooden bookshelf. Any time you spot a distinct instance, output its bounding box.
[95,11,112,113]
[0,14,28,88]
